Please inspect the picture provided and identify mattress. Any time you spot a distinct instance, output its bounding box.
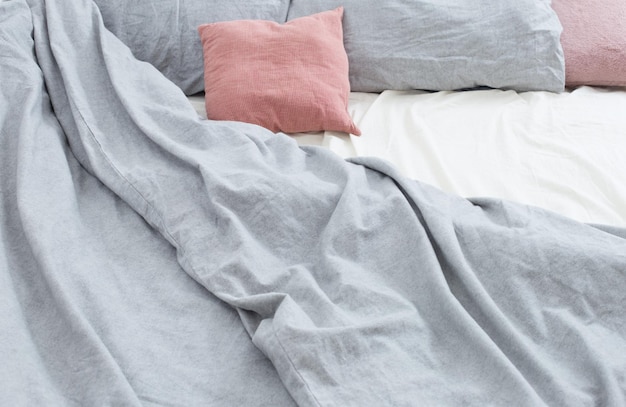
[191,86,626,226]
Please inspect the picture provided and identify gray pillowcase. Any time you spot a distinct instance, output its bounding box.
[287,0,566,93]
[94,0,290,95]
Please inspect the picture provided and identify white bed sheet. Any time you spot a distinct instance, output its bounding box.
[189,86,626,227]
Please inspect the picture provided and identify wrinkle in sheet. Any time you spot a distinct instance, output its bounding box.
[9,0,626,406]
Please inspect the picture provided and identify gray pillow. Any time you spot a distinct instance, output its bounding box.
[94,0,290,95]
[287,0,565,92]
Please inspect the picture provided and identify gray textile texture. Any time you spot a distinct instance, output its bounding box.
[0,1,295,405]
[92,0,290,95]
[2,0,625,406]
[287,0,566,92]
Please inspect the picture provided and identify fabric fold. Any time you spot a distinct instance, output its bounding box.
[9,0,626,405]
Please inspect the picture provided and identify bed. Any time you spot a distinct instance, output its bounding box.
[1,0,625,406]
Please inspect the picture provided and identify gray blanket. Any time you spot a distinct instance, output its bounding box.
[1,0,625,405]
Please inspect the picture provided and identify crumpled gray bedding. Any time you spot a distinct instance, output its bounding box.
[0,0,624,406]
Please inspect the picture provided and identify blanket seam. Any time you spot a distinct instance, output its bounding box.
[271,324,324,407]
[68,104,326,406]
[68,101,188,264]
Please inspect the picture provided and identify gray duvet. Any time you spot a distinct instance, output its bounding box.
[1,0,625,405]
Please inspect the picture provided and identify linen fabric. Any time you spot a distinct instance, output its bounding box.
[198,8,360,135]
[0,1,296,405]
[552,0,626,86]
[3,0,625,406]
[93,0,290,95]
[293,88,626,227]
[287,0,566,93]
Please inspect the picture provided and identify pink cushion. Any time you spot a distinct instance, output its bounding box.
[197,7,360,135]
[552,0,626,87]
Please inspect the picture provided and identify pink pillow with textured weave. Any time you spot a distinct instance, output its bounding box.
[552,0,626,87]
[197,7,360,135]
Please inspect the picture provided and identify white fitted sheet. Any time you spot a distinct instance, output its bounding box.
[189,86,626,226]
